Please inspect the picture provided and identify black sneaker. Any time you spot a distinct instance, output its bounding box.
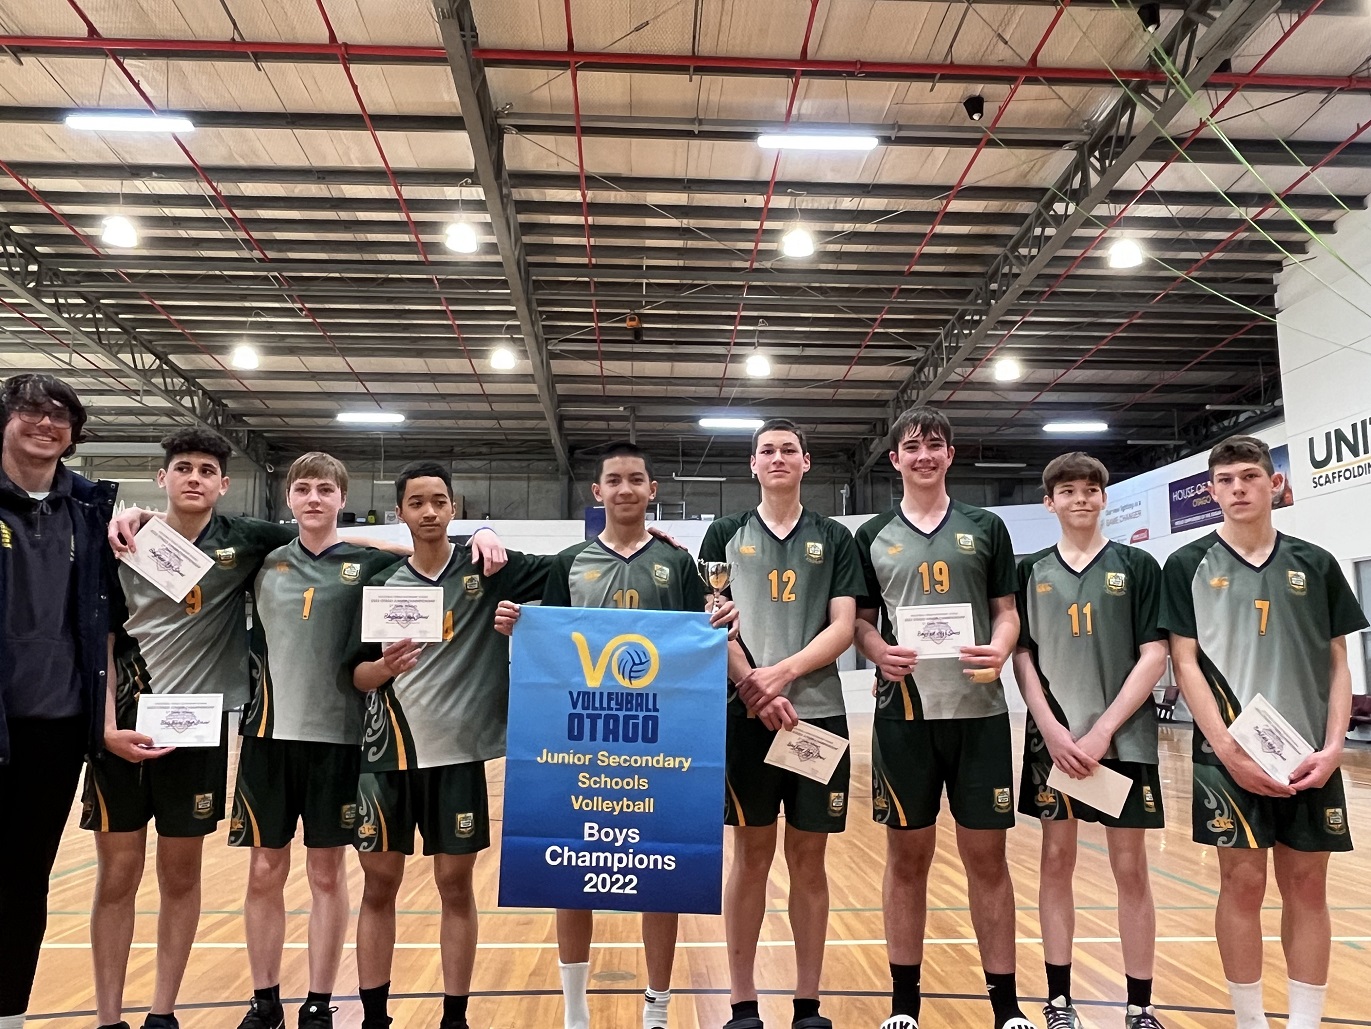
[436,1020,469,1029]
[361,1020,393,1029]
[236,999,285,1029]
[298,1003,336,1029]
[142,1016,179,1029]
[99,1022,132,1029]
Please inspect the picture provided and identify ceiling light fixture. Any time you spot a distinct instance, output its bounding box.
[1126,438,1182,445]
[1107,238,1144,268]
[992,356,1022,381]
[756,132,880,151]
[974,461,1027,469]
[699,416,765,431]
[1043,421,1109,434]
[490,345,518,370]
[445,220,479,254]
[100,215,138,249]
[672,473,728,482]
[745,352,772,377]
[963,95,986,122]
[781,226,814,258]
[336,411,405,425]
[66,111,195,133]
[230,343,260,370]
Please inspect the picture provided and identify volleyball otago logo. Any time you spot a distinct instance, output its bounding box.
[571,632,660,689]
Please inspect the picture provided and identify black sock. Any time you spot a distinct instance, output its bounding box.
[891,962,922,1020]
[985,971,1025,1028]
[443,996,469,1025]
[1126,976,1153,1010]
[793,998,820,1023]
[304,993,331,1008]
[731,1000,760,1023]
[254,986,282,1010]
[1046,962,1072,1006]
[359,983,390,1023]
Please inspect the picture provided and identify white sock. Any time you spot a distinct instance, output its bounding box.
[0,1015,25,1029]
[560,961,590,1029]
[1226,979,1269,1029]
[1286,980,1328,1029]
[643,988,671,1029]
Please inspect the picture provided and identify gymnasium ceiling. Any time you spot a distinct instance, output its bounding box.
[0,0,1366,480]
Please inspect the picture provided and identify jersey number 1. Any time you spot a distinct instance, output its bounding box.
[302,586,315,620]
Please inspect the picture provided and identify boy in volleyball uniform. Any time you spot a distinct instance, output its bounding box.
[699,419,863,1029]
[350,462,549,1029]
[852,408,1032,1029]
[1013,453,1169,1029]
[87,429,297,1029]
[494,441,736,1029]
[1161,435,1366,1029]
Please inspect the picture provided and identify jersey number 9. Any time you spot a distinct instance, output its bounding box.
[183,584,203,616]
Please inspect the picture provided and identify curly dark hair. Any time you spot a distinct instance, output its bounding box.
[1,373,88,458]
[161,427,232,475]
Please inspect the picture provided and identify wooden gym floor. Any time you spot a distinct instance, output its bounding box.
[30,717,1371,1029]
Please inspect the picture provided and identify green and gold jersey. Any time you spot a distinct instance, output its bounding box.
[700,507,864,719]
[241,539,399,746]
[111,515,296,728]
[1160,531,1368,763]
[543,536,706,613]
[855,501,1017,721]
[1017,542,1165,764]
[359,546,550,771]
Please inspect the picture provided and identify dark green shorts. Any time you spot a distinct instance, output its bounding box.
[871,713,1015,830]
[725,714,850,833]
[1019,759,1164,828]
[355,762,491,856]
[80,716,231,837]
[229,735,360,849]
[1192,762,1353,851]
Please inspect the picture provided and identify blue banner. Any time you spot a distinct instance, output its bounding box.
[499,606,728,915]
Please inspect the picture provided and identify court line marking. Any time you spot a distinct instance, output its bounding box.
[40,935,1371,950]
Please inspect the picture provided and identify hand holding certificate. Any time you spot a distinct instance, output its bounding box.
[120,518,215,601]
[1046,762,1132,818]
[1229,693,1315,785]
[135,693,223,748]
[764,720,850,785]
[896,603,975,660]
[362,586,445,643]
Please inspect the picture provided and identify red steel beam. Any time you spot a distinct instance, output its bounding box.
[7,34,1371,95]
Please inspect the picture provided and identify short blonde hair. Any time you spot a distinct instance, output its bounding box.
[286,451,349,494]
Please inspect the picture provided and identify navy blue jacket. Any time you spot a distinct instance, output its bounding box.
[0,463,118,764]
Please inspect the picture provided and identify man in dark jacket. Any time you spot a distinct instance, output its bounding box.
[0,373,117,1029]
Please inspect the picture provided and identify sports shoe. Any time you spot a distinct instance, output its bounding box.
[142,1016,179,1029]
[1124,1007,1163,1029]
[235,1000,285,1029]
[361,1020,393,1029]
[722,1017,764,1029]
[879,1017,919,1029]
[1043,1003,1081,1029]
[436,1020,468,1029]
[297,1003,336,1029]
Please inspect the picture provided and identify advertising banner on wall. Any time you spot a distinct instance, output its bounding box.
[1168,443,1293,532]
[1103,492,1156,543]
[499,606,727,914]
[1289,411,1371,499]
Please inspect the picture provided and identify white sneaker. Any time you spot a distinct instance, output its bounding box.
[880,1018,919,1029]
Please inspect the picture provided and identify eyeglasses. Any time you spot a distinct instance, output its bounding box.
[13,405,74,429]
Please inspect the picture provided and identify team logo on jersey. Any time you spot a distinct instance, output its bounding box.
[463,574,483,597]
[993,787,1012,813]
[0,523,10,549]
[956,533,976,553]
[1106,571,1127,595]
[356,822,377,839]
[340,562,362,584]
[1326,807,1347,834]
[193,793,214,818]
[828,792,846,816]
[1036,785,1057,806]
[582,569,602,582]
[887,543,903,556]
[805,542,824,564]
[1036,581,1053,594]
[739,544,757,556]
[340,803,358,829]
[1209,813,1236,832]
[1142,785,1156,813]
[1288,570,1307,595]
[275,561,290,572]
[652,563,671,586]
[229,814,244,833]
[214,547,237,568]
[1209,576,1230,590]
[456,812,476,838]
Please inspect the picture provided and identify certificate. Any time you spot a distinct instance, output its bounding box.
[764,719,850,785]
[361,586,445,643]
[120,517,215,602]
[896,602,975,659]
[1229,693,1314,783]
[1047,762,1132,819]
[135,693,223,748]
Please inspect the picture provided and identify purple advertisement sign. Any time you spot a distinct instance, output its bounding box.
[1167,443,1292,532]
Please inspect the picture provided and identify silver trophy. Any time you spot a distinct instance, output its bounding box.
[696,560,733,611]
